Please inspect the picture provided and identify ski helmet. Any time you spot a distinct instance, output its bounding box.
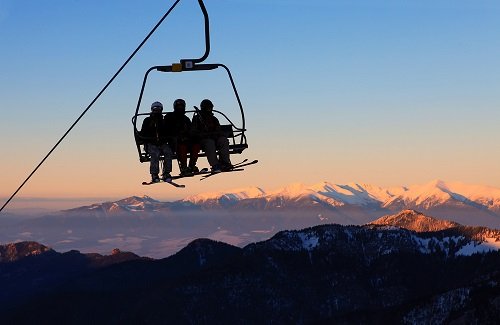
[151,101,163,113]
[173,98,186,114]
[200,99,214,111]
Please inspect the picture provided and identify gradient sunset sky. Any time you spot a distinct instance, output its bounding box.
[1,0,499,209]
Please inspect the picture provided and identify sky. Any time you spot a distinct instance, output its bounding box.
[1,0,499,210]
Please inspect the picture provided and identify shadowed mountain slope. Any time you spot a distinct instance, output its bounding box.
[2,212,500,323]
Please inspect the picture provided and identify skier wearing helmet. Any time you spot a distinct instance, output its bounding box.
[192,99,232,173]
[139,101,172,182]
[164,98,201,176]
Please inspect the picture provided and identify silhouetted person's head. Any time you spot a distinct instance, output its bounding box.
[151,101,163,116]
[173,98,186,114]
[200,99,214,113]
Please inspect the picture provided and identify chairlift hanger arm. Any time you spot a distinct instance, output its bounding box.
[175,0,211,69]
[133,0,211,129]
[190,0,210,64]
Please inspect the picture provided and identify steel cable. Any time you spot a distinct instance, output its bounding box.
[0,0,182,213]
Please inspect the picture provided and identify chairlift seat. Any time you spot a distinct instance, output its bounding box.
[136,123,247,163]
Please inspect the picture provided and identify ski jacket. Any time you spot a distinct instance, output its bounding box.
[139,113,168,146]
[191,112,224,140]
[164,112,193,142]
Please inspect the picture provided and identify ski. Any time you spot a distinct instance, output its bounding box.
[199,159,258,181]
[200,168,245,181]
[141,166,212,186]
[231,158,248,168]
[143,160,257,183]
[142,179,186,188]
[232,159,258,169]
[170,167,210,180]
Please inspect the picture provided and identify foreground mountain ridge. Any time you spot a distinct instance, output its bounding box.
[257,210,500,257]
[2,210,500,323]
[3,210,499,262]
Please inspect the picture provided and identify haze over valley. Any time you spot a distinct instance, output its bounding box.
[2,180,499,258]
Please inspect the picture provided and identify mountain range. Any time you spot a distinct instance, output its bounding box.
[184,179,500,208]
[1,210,500,323]
[65,179,500,227]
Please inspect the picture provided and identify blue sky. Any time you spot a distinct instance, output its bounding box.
[1,0,499,207]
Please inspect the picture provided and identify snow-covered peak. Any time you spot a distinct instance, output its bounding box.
[382,180,500,209]
[185,186,267,204]
[306,182,388,205]
[63,195,167,214]
[438,181,500,207]
[394,180,453,206]
[267,182,325,201]
[117,195,159,205]
[271,182,311,197]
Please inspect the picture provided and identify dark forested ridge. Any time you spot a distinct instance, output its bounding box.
[1,214,500,324]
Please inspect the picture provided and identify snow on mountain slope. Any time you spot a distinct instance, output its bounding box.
[382,180,454,208]
[59,181,500,228]
[383,179,500,210]
[61,180,500,214]
[456,237,500,256]
[255,216,500,258]
[63,195,165,214]
[184,180,500,211]
[368,209,500,255]
[292,182,392,205]
[186,187,266,204]
[442,181,500,209]
[184,181,405,207]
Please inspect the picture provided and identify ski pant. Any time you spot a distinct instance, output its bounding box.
[200,136,231,167]
[177,142,201,168]
[146,143,172,175]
